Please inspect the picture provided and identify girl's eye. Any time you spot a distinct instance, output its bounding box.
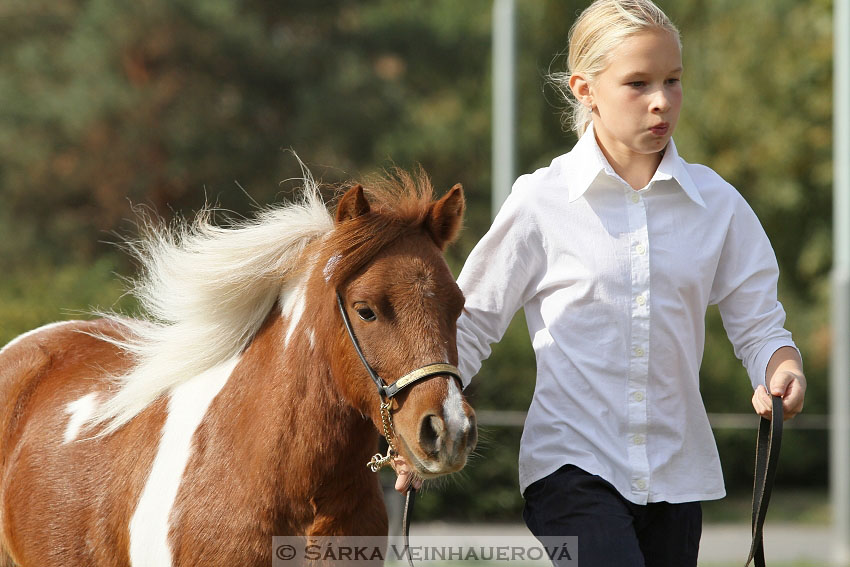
[628,81,646,88]
[666,78,681,85]
[356,306,377,322]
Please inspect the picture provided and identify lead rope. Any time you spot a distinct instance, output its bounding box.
[366,399,416,567]
[363,399,417,567]
[402,486,417,567]
[746,395,783,567]
[365,400,418,567]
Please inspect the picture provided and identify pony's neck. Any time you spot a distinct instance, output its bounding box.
[245,296,380,491]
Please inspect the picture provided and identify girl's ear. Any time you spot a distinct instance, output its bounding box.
[426,184,465,250]
[569,73,592,106]
[335,184,371,224]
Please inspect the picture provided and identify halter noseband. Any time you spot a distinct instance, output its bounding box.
[335,292,462,471]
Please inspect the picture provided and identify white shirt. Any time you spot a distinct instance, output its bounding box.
[456,126,798,505]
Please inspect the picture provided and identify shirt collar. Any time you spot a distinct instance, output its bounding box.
[565,123,706,208]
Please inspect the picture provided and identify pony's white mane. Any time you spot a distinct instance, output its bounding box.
[90,177,333,435]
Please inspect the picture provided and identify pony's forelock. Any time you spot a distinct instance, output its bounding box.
[319,167,437,289]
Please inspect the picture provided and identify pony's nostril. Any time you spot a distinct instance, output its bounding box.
[418,414,444,457]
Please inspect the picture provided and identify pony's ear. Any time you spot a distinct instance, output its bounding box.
[335,184,371,224]
[426,184,465,249]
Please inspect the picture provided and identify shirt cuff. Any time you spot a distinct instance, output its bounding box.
[748,339,801,390]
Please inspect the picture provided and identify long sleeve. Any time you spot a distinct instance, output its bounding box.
[455,182,546,387]
[709,193,799,389]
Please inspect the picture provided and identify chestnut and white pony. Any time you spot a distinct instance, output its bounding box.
[0,171,477,566]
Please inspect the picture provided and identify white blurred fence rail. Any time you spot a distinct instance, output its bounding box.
[474,409,829,430]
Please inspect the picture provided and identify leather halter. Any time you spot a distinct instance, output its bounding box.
[335,293,462,462]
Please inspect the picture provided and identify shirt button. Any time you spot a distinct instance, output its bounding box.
[631,192,641,203]
[633,434,645,445]
[636,295,646,306]
[632,391,645,402]
[633,346,645,357]
[636,243,646,255]
[635,479,647,490]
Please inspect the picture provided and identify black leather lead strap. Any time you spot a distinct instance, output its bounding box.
[746,395,783,567]
[402,487,417,567]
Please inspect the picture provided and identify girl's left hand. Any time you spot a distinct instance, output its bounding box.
[752,370,806,421]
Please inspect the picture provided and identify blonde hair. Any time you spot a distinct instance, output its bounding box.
[549,0,681,137]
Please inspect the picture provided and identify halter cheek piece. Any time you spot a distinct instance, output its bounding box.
[335,293,462,472]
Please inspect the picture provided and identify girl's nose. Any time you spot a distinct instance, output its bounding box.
[651,94,670,114]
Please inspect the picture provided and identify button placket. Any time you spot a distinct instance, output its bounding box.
[626,189,651,501]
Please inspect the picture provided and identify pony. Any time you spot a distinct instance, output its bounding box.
[0,170,477,566]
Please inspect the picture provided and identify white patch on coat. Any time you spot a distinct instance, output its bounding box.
[323,253,342,282]
[63,393,99,444]
[129,356,239,567]
[280,276,307,348]
[87,174,334,434]
[0,320,82,354]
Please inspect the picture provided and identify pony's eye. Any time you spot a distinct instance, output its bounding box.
[355,306,377,322]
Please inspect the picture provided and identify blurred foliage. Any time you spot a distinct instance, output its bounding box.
[0,0,833,522]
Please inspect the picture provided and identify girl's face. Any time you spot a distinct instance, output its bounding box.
[587,29,683,161]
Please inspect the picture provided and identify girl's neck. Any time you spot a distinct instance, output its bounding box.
[595,133,664,191]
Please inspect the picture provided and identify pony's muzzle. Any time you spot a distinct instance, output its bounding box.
[417,409,477,471]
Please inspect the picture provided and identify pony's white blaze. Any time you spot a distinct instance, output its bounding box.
[0,320,82,354]
[63,393,99,444]
[442,377,467,435]
[129,356,240,567]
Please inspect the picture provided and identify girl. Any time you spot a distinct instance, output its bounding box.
[397,1,806,565]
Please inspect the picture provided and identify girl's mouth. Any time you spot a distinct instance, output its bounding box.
[649,123,669,136]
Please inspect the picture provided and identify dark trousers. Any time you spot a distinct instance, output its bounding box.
[522,465,701,567]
